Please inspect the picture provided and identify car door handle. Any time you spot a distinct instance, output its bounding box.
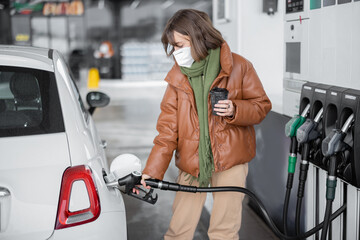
[100,139,107,149]
[0,187,11,232]
[0,187,10,197]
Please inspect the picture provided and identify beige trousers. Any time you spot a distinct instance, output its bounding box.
[164,163,249,240]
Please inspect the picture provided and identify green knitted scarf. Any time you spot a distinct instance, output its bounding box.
[180,47,221,186]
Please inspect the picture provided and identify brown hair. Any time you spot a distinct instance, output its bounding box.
[161,9,224,61]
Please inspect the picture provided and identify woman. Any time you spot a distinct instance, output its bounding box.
[141,9,271,239]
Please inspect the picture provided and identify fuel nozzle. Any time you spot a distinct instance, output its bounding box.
[118,171,142,194]
[322,114,354,157]
[296,108,323,144]
[285,103,311,174]
[114,172,198,204]
[116,171,158,204]
[285,104,311,137]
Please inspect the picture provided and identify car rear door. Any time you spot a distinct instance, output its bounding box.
[0,66,70,240]
[61,58,109,171]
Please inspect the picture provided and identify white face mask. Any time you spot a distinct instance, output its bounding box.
[173,47,194,68]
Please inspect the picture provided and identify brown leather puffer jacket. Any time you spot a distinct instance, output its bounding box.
[143,42,272,180]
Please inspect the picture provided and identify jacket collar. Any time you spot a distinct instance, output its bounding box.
[165,42,233,93]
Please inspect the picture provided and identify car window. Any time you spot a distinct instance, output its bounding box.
[69,76,89,122]
[60,55,89,123]
[0,66,65,137]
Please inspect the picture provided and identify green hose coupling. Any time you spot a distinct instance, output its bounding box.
[288,153,297,173]
[326,177,337,201]
[285,115,306,137]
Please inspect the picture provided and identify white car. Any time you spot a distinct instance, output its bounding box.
[0,46,128,240]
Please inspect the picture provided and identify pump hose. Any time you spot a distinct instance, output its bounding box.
[321,155,338,240]
[283,175,293,235]
[284,136,298,234]
[321,200,333,240]
[144,179,346,240]
[295,198,303,235]
[295,142,310,235]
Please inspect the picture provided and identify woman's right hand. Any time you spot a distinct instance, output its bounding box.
[132,173,152,195]
[141,174,152,188]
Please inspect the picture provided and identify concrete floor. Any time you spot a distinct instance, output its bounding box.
[89,80,279,240]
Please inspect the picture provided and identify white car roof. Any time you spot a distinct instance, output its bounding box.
[0,45,54,72]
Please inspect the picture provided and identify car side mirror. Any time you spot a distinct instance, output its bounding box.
[105,154,142,185]
[86,91,110,115]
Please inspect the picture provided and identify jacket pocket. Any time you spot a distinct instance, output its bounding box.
[215,125,256,167]
[175,138,199,176]
[217,117,235,132]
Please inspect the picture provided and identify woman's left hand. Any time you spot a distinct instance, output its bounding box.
[214,100,234,117]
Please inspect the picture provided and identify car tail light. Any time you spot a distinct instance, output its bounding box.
[55,165,100,229]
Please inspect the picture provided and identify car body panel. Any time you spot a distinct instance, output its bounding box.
[0,133,70,239]
[52,52,108,170]
[49,210,127,240]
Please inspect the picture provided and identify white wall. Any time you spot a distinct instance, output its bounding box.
[213,0,240,53]
[214,0,284,114]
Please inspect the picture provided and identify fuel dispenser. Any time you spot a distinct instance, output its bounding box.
[337,89,360,187]
[295,82,360,239]
[282,0,360,238]
[286,81,360,239]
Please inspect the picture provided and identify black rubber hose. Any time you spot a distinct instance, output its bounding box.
[145,179,346,240]
[283,185,292,235]
[321,200,333,240]
[295,143,310,235]
[290,136,298,153]
[283,137,298,234]
[295,197,303,235]
[321,155,338,240]
[327,156,338,177]
[302,203,345,238]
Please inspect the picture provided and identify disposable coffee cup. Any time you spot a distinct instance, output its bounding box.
[209,87,229,115]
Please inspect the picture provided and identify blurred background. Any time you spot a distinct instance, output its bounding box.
[0,0,284,112]
[0,0,212,81]
[0,0,283,110]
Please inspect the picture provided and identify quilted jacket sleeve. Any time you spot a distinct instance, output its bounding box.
[142,84,178,180]
[225,59,272,126]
